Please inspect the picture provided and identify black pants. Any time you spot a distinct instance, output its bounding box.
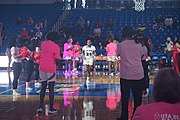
[166,51,172,67]
[25,60,34,82]
[34,63,39,80]
[12,62,22,89]
[120,78,143,120]
[141,60,149,90]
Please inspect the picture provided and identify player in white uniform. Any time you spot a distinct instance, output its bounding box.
[82,40,96,83]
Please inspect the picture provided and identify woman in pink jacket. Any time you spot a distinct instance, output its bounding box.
[133,68,180,120]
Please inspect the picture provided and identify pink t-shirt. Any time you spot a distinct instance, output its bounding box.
[133,102,180,120]
[106,42,117,56]
[117,40,147,80]
[63,43,73,57]
[39,40,60,73]
[73,44,81,58]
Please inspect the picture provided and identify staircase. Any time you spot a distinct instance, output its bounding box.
[51,10,72,32]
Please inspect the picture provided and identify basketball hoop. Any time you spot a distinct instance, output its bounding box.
[133,0,145,12]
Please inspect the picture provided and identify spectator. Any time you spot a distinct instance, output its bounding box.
[108,18,114,31]
[107,30,114,40]
[116,26,147,120]
[77,16,85,36]
[44,19,48,28]
[36,29,43,40]
[94,24,101,37]
[155,15,164,29]
[70,0,75,9]
[165,37,173,67]
[133,68,180,120]
[29,29,35,38]
[35,21,43,30]
[97,20,103,29]
[27,17,34,26]
[20,27,29,40]
[164,16,173,29]
[16,16,23,25]
[85,20,91,37]
[152,22,158,30]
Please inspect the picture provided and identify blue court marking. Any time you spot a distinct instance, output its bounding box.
[0,82,152,97]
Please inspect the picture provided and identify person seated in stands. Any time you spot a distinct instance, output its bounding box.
[85,20,91,37]
[107,31,114,40]
[44,19,48,28]
[35,21,43,30]
[152,22,158,30]
[16,16,23,25]
[36,29,43,40]
[155,15,164,29]
[27,17,34,26]
[108,18,114,31]
[29,29,35,39]
[164,16,173,29]
[133,68,180,120]
[94,24,101,37]
[20,27,29,40]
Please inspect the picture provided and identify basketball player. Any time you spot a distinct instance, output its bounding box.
[37,31,60,114]
[73,41,81,74]
[82,40,96,83]
[63,38,74,73]
[106,38,117,76]
[10,40,22,96]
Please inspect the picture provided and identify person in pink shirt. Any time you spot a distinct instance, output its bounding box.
[63,38,74,73]
[116,27,147,120]
[73,41,81,73]
[133,68,180,120]
[37,31,61,114]
[106,38,117,76]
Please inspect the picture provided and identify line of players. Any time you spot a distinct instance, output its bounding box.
[63,37,120,83]
[10,36,120,95]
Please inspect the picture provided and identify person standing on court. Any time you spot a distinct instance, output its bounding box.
[116,27,147,120]
[37,31,61,114]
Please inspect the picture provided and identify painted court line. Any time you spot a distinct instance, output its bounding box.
[0,84,25,95]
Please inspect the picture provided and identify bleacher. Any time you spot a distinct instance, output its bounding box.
[0,4,63,53]
[65,8,180,51]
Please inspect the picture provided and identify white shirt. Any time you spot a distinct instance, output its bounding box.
[166,41,173,51]
[11,47,21,63]
[82,45,96,58]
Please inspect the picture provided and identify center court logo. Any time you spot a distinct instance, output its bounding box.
[154,112,180,120]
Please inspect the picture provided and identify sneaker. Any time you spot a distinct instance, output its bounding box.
[142,88,149,97]
[48,108,58,114]
[37,108,43,113]
[109,72,113,76]
[26,87,33,92]
[13,91,21,96]
[35,82,41,87]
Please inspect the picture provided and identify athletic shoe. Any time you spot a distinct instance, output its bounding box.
[13,91,21,96]
[48,108,58,114]
[25,87,33,92]
[109,72,114,76]
[142,88,149,97]
[35,82,41,87]
[37,108,43,113]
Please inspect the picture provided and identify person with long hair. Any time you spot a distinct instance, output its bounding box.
[116,27,147,120]
[37,31,61,114]
[10,40,22,96]
[133,68,180,120]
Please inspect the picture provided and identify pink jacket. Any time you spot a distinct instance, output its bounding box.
[133,102,180,120]
[63,43,73,57]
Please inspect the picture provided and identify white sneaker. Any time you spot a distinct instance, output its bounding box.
[109,72,113,76]
[35,82,41,87]
[143,88,149,97]
[13,91,21,96]
[26,87,33,92]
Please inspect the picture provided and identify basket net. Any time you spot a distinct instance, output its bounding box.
[133,0,145,12]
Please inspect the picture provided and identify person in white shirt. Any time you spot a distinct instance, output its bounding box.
[10,40,22,96]
[82,40,96,83]
[165,37,173,67]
